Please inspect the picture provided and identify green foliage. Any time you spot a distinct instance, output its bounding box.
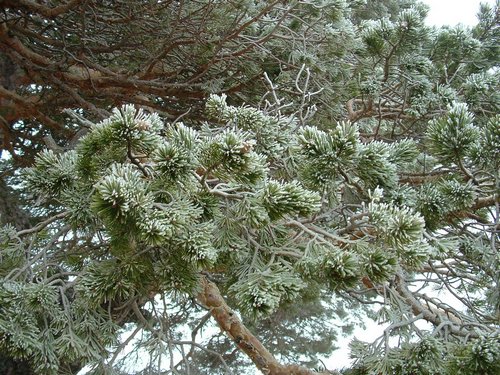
[258,180,321,221]
[427,103,480,163]
[76,106,163,179]
[387,139,420,167]
[206,94,292,157]
[360,246,398,283]
[350,333,500,375]
[357,142,398,190]
[369,201,425,248]
[173,221,218,267]
[1,1,499,374]
[446,333,500,375]
[199,128,266,184]
[323,248,360,290]
[416,184,447,230]
[432,26,481,75]
[229,266,305,318]
[80,257,153,307]
[474,114,500,170]
[294,122,359,187]
[0,225,24,277]
[438,179,477,211]
[24,150,78,200]
[92,164,152,226]
[0,281,118,375]
[152,123,199,183]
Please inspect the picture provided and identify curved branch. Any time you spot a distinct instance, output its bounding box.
[197,276,329,375]
[394,273,480,339]
[17,211,68,236]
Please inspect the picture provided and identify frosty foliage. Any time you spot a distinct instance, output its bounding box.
[8,92,499,374]
[1,1,499,374]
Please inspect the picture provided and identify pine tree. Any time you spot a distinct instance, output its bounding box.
[0,1,499,374]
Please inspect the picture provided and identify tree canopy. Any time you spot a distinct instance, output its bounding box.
[0,1,499,374]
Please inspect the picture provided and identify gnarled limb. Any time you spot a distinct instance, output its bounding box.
[393,273,488,339]
[197,275,330,375]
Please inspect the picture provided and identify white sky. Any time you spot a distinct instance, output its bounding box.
[421,0,497,26]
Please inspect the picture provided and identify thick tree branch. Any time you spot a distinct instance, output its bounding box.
[0,86,67,131]
[197,276,330,375]
[472,195,500,210]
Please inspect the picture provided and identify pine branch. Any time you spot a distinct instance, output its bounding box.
[394,273,481,339]
[17,211,68,236]
[197,275,331,375]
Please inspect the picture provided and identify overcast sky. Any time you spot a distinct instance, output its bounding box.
[421,0,497,26]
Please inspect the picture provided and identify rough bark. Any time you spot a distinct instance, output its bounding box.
[0,176,31,230]
[197,276,330,375]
